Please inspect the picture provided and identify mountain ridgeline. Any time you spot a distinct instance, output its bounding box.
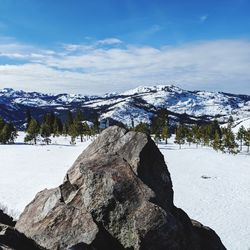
[0,85,250,128]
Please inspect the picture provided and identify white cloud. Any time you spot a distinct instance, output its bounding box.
[0,38,250,95]
[96,38,123,45]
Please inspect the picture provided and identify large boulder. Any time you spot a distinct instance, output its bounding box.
[16,126,226,250]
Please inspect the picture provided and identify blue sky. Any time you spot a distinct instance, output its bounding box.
[0,0,250,94]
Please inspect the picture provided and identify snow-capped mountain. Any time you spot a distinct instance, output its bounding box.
[0,85,250,128]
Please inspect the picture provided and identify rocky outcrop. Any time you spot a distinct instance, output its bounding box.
[16,126,226,250]
[0,210,15,228]
[0,210,43,250]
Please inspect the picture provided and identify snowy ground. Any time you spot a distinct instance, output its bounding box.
[0,133,92,217]
[0,133,249,250]
[160,139,250,250]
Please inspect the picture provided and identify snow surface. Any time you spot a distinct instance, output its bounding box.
[0,133,249,249]
[232,117,250,133]
[160,139,250,250]
[0,133,92,217]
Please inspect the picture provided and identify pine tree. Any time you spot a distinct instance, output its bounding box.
[192,125,202,148]
[211,120,222,140]
[0,123,11,144]
[40,123,51,145]
[243,128,250,153]
[25,109,32,131]
[134,122,150,134]
[186,128,193,146]
[161,125,169,144]
[92,115,100,134]
[0,118,17,144]
[76,120,84,142]
[65,110,74,134]
[151,108,168,137]
[53,117,63,136]
[8,122,17,143]
[228,116,234,129]
[130,115,135,129]
[212,131,221,151]
[82,122,91,138]
[221,127,239,154]
[68,122,78,144]
[24,118,40,144]
[75,108,84,122]
[237,125,246,151]
[174,125,185,149]
[0,116,5,131]
[43,112,55,134]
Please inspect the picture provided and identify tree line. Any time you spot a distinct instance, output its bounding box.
[1,107,250,154]
[24,109,99,145]
[132,110,250,154]
[174,119,250,154]
[0,116,17,144]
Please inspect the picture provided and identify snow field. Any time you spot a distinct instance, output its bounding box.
[0,133,249,249]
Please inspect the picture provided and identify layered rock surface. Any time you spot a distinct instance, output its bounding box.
[15,126,226,250]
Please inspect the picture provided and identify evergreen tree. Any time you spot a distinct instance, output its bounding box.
[211,120,222,139]
[221,127,239,154]
[65,110,74,134]
[228,116,234,128]
[212,131,222,151]
[186,128,193,146]
[161,125,169,144]
[8,122,17,143]
[0,123,12,144]
[92,115,100,134]
[72,109,85,141]
[237,125,246,151]
[40,123,51,145]
[76,120,85,142]
[154,132,161,145]
[82,122,91,138]
[53,117,63,136]
[75,108,84,122]
[243,128,250,153]
[0,116,5,131]
[130,115,135,129]
[174,125,185,149]
[68,122,78,144]
[151,108,168,137]
[0,118,17,144]
[24,118,40,144]
[43,112,55,134]
[134,122,150,134]
[25,109,32,131]
[192,125,202,148]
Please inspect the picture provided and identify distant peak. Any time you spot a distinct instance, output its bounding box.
[1,87,15,93]
[121,84,183,95]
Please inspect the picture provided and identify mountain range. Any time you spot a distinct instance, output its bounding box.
[0,85,249,128]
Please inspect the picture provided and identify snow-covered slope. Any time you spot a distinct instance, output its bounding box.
[232,117,250,133]
[0,134,249,249]
[0,85,250,127]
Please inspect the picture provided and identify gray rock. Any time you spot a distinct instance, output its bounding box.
[0,223,44,250]
[0,210,15,227]
[16,126,226,250]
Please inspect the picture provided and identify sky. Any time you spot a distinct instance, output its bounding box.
[0,0,250,95]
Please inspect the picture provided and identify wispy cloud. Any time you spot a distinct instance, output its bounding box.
[96,38,122,45]
[0,37,250,95]
[200,15,208,22]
